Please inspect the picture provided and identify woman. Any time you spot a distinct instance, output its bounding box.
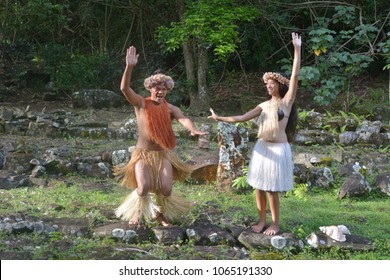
[208,32,301,235]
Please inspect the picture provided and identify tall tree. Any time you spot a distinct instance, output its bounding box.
[157,0,259,113]
[176,0,196,107]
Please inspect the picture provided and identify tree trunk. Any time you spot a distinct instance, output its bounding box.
[191,44,210,113]
[177,0,196,109]
[182,43,196,98]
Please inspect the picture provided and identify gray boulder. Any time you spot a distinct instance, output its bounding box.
[338,174,371,199]
[238,229,304,251]
[306,232,374,251]
[375,172,390,196]
[72,89,123,109]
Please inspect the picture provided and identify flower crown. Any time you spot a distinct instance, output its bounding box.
[263,72,290,85]
[144,73,174,90]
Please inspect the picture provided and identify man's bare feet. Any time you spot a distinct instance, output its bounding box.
[128,213,140,226]
[129,219,139,225]
[263,224,279,235]
[251,222,266,233]
[157,212,171,227]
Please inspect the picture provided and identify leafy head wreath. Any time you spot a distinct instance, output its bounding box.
[144,72,174,91]
[263,72,290,86]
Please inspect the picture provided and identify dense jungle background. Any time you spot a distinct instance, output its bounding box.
[1,0,389,113]
[0,0,389,261]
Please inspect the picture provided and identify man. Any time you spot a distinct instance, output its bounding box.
[115,46,207,226]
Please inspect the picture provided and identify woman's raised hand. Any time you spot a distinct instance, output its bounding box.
[292,32,301,48]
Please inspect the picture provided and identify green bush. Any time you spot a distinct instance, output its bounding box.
[39,45,120,92]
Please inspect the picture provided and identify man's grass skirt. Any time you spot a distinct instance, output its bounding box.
[113,148,192,223]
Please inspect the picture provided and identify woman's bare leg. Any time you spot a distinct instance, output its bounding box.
[252,189,267,233]
[263,191,280,235]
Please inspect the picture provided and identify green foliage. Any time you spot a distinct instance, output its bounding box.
[297,109,313,122]
[291,5,385,106]
[297,109,315,129]
[285,182,308,201]
[333,5,355,25]
[53,52,118,92]
[291,224,309,240]
[339,110,366,124]
[156,0,260,62]
[235,121,253,129]
[314,75,347,105]
[1,0,71,42]
[28,43,119,92]
[0,39,35,91]
[297,66,321,88]
[378,145,390,153]
[232,166,251,193]
[377,31,390,69]
[316,109,369,136]
[308,27,337,55]
[0,1,124,94]
[2,0,389,105]
[48,232,63,242]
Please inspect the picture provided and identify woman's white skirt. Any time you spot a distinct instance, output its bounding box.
[246,139,293,192]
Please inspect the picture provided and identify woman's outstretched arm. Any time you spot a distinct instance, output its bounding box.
[208,106,262,123]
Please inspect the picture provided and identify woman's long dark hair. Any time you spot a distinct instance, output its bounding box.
[278,81,298,143]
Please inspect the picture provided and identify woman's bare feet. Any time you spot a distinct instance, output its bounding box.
[263,223,279,235]
[251,221,266,233]
[157,212,171,227]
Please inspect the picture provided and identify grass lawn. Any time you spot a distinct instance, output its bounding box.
[2,173,388,260]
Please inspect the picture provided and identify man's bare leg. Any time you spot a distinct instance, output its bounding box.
[159,159,173,196]
[130,160,151,226]
[156,158,173,227]
[128,201,142,226]
[263,191,280,235]
[156,212,171,227]
[252,189,267,233]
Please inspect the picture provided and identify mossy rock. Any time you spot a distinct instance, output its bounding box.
[321,156,333,166]
[250,251,284,260]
